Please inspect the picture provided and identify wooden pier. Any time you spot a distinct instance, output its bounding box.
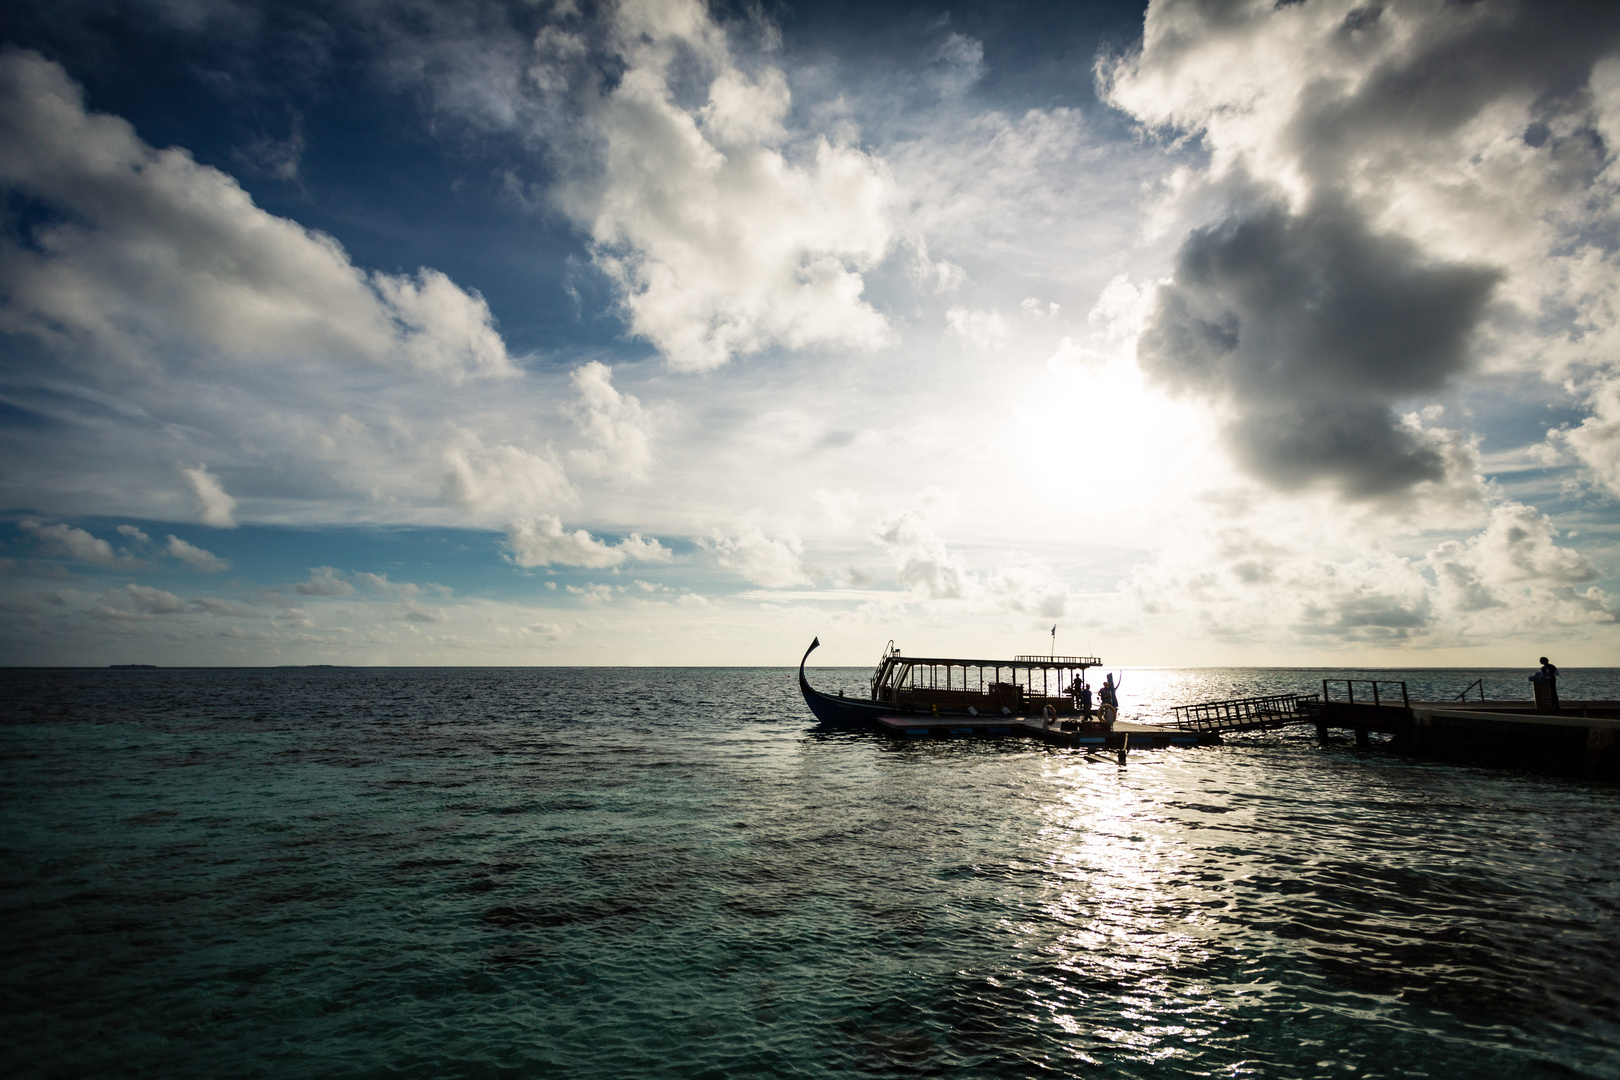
[1305,681,1620,779]
[1172,680,1620,780]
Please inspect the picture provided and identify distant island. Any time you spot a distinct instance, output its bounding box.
[109,664,158,669]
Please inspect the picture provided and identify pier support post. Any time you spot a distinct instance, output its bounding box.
[1117,733,1129,766]
[1583,727,1615,778]
[1355,727,1369,749]
[1315,722,1328,745]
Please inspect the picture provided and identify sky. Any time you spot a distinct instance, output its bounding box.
[1,0,1618,668]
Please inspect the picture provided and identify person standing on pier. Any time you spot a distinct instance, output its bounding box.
[1530,657,1561,713]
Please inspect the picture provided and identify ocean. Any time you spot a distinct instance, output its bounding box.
[2,665,1618,1079]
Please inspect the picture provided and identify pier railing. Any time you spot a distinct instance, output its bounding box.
[1321,679,1409,709]
[1172,692,1320,733]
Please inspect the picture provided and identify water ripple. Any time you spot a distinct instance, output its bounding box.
[1,666,1617,1078]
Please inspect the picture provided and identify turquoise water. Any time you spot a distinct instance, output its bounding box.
[2,666,1618,1078]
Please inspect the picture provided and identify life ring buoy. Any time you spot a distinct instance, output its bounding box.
[1042,704,1057,727]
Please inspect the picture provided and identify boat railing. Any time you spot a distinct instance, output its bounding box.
[868,645,1103,704]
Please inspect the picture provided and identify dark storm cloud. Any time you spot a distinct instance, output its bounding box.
[1109,0,1620,502]
[1285,1,1620,190]
[1138,201,1501,496]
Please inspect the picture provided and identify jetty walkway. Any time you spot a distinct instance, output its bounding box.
[1173,679,1620,780]
[857,680,1620,778]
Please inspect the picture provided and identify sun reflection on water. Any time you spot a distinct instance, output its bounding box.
[1020,755,1262,1065]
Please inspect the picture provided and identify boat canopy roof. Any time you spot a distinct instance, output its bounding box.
[884,653,1101,669]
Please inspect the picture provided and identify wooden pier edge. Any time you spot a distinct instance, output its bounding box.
[1308,698,1620,780]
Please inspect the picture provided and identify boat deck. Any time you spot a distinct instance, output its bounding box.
[875,715,1208,752]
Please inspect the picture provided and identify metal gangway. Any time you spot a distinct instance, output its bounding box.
[1172,692,1320,733]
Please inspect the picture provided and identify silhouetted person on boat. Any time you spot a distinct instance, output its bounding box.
[1530,656,1560,713]
[1076,680,1093,720]
[1098,673,1121,730]
[1099,673,1120,710]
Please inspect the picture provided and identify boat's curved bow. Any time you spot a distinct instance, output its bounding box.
[798,638,889,727]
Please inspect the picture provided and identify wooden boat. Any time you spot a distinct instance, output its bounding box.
[798,637,1106,727]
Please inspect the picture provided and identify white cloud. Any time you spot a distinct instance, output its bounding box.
[371,269,513,380]
[441,434,573,516]
[811,488,861,529]
[123,583,184,614]
[933,33,986,98]
[504,514,671,569]
[872,509,972,599]
[703,525,810,588]
[565,361,654,481]
[1553,372,1620,498]
[565,582,618,603]
[1020,297,1060,321]
[1044,335,1109,374]
[908,239,967,294]
[614,533,672,564]
[1086,274,1154,343]
[291,566,356,596]
[1110,493,1614,653]
[984,564,1070,620]
[354,571,423,595]
[182,465,237,527]
[0,51,514,381]
[400,600,446,623]
[116,524,150,544]
[20,520,121,564]
[1430,502,1599,602]
[165,535,229,572]
[944,306,1008,351]
[546,0,895,370]
[888,104,1133,288]
[192,596,264,618]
